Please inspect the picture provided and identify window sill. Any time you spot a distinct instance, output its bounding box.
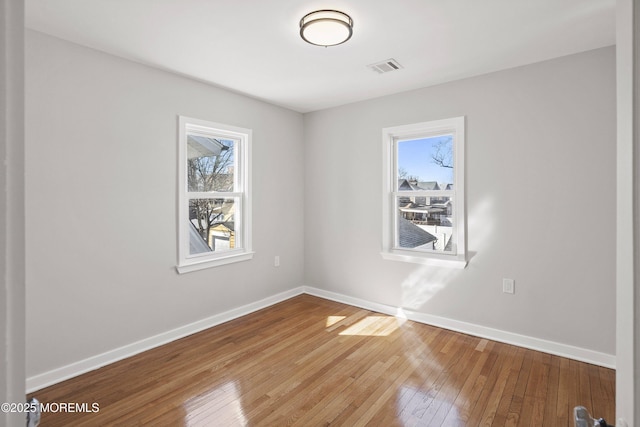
[381,251,467,269]
[176,251,254,274]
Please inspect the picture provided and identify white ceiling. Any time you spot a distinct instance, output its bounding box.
[26,0,616,113]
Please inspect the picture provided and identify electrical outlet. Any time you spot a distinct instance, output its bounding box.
[274,256,280,267]
[502,278,515,294]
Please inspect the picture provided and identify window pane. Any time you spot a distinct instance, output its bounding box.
[397,136,453,191]
[188,198,238,255]
[187,135,235,192]
[397,196,454,252]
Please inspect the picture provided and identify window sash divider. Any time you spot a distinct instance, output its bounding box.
[393,190,454,197]
[187,192,243,199]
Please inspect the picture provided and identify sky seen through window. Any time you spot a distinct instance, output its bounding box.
[397,135,453,185]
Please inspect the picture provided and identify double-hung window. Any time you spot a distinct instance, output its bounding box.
[177,116,252,273]
[382,117,466,268]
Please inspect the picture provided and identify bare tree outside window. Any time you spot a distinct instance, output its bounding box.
[187,140,233,192]
[430,136,453,169]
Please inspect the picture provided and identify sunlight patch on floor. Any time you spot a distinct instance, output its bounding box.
[338,315,402,336]
[325,315,346,327]
[184,381,247,426]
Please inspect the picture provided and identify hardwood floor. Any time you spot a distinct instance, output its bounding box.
[30,295,615,426]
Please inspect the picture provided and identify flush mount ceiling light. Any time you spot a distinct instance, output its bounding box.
[299,10,353,47]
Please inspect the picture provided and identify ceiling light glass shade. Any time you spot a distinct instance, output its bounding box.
[300,10,353,47]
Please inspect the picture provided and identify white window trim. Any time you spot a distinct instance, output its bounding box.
[381,116,467,269]
[176,116,253,274]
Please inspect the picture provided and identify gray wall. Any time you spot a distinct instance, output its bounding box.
[25,31,305,377]
[304,46,616,355]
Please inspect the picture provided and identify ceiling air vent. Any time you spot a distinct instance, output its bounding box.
[368,58,403,74]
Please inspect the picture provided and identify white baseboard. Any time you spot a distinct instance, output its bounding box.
[26,287,305,393]
[28,285,615,392]
[303,286,616,369]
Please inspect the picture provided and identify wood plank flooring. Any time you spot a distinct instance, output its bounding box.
[29,295,615,426]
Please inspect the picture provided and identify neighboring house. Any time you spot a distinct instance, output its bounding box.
[398,216,437,249]
[398,179,448,205]
[398,179,417,205]
[187,135,225,162]
[399,203,447,223]
[209,220,235,251]
[417,181,440,191]
[397,179,421,201]
[419,181,455,205]
[397,179,452,224]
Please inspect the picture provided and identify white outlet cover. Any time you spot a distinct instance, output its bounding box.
[503,278,515,294]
